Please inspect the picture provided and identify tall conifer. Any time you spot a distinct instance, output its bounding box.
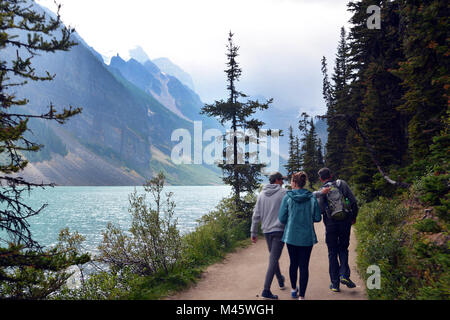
[201,32,272,213]
[391,0,449,174]
[284,126,301,180]
[347,0,409,198]
[324,27,351,180]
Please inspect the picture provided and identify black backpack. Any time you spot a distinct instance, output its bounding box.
[325,180,351,221]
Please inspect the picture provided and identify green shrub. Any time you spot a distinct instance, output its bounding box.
[355,195,450,300]
[97,172,183,276]
[435,197,450,224]
[0,229,90,300]
[56,270,133,300]
[355,198,410,299]
[182,195,252,267]
[414,219,442,233]
[419,172,449,206]
[413,241,450,300]
[411,168,450,223]
[62,181,255,300]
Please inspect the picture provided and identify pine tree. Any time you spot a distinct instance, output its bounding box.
[0,1,88,299]
[295,135,302,172]
[324,27,352,180]
[305,119,321,187]
[201,32,272,214]
[317,139,324,169]
[321,56,333,111]
[284,126,301,180]
[299,114,321,187]
[346,0,410,198]
[391,0,449,175]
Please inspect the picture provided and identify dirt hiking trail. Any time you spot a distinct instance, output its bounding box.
[167,222,367,300]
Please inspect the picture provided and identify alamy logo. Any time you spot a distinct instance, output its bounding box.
[367,265,381,290]
[367,5,381,30]
[171,121,280,173]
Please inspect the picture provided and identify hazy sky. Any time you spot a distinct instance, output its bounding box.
[36,0,352,116]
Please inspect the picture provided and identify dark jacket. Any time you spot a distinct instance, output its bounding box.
[314,179,358,226]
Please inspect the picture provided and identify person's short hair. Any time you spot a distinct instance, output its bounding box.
[318,168,332,180]
[292,171,308,188]
[269,172,287,184]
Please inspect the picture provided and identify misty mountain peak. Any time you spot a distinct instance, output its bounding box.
[153,57,196,92]
[129,46,151,64]
[109,54,126,66]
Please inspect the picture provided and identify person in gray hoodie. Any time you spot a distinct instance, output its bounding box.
[251,172,288,300]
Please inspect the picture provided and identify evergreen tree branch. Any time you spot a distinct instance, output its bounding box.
[319,113,411,188]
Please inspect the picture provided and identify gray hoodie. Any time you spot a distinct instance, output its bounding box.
[251,184,287,237]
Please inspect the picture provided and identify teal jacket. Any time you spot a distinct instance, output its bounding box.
[278,189,322,247]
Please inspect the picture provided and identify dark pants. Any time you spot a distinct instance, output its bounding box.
[286,244,313,298]
[264,232,285,291]
[325,222,351,287]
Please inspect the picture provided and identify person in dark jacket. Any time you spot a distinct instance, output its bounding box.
[279,172,322,300]
[314,168,359,292]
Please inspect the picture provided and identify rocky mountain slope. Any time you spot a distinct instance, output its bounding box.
[8,2,222,186]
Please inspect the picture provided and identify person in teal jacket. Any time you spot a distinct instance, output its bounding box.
[279,171,322,300]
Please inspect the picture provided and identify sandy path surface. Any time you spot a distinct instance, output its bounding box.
[167,222,367,300]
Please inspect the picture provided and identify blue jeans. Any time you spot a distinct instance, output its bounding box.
[325,222,351,287]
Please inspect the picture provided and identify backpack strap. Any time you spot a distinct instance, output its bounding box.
[335,180,347,199]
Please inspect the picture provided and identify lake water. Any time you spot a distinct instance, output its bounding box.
[19,186,232,254]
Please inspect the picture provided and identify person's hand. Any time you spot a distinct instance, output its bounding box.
[251,236,257,244]
[351,219,357,225]
[321,187,331,195]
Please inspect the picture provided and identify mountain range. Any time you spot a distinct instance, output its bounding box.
[108,54,216,130]
[7,2,225,186]
[6,2,327,186]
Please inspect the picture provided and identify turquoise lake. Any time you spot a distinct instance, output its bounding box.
[18,185,232,253]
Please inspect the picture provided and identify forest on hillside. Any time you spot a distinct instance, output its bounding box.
[284,0,448,300]
[286,0,447,198]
